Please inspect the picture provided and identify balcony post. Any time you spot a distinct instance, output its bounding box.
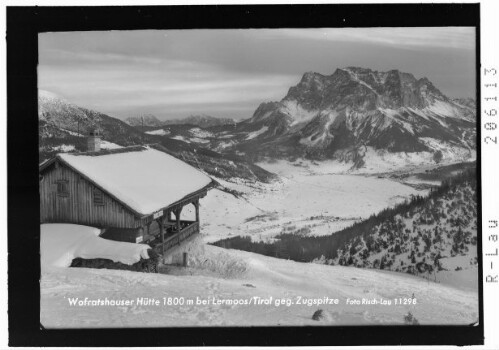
[194,199,200,225]
[156,216,165,263]
[174,206,183,233]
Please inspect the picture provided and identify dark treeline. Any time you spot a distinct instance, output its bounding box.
[211,168,477,263]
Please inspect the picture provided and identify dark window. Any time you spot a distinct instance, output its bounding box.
[56,180,69,197]
[93,188,105,206]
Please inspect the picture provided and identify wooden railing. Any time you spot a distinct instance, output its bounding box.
[156,221,199,254]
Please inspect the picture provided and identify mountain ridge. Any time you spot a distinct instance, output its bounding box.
[226,67,475,164]
[37,90,277,183]
[125,114,164,127]
[125,114,236,128]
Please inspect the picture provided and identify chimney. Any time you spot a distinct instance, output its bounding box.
[87,128,101,152]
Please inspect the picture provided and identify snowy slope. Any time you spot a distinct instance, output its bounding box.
[40,239,478,328]
[145,129,170,136]
[329,172,477,290]
[100,140,123,150]
[41,224,150,268]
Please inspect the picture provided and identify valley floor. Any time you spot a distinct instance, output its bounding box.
[200,159,428,243]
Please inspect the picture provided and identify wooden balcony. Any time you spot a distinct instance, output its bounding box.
[153,220,199,255]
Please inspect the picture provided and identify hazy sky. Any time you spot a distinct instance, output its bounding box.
[38,28,476,121]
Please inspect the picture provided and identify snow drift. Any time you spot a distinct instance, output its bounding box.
[41,241,478,328]
[41,224,150,268]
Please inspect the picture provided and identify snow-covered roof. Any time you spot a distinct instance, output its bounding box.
[48,146,213,216]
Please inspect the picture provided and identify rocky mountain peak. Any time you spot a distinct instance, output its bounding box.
[344,66,378,75]
[235,67,476,161]
[38,89,87,123]
[271,67,471,116]
[249,101,281,122]
[299,71,327,85]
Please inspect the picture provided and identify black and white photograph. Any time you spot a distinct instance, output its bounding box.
[37,26,479,326]
[6,2,496,348]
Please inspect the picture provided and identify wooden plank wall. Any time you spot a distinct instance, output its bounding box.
[40,163,140,228]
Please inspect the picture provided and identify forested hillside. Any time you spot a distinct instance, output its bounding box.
[213,169,477,278]
[329,170,477,275]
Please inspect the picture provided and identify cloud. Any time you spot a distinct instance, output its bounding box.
[38,28,476,120]
[38,50,298,119]
[274,27,475,51]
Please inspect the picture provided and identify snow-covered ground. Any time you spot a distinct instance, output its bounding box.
[41,224,150,268]
[189,127,214,138]
[189,137,210,144]
[214,140,237,151]
[358,146,474,175]
[171,135,191,143]
[40,159,478,328]
[145,129,169,136]
[437,256,478,291]
[40,238,478,328]
[100,140,123,150]
[258,150,474,178]
[42,139,123,154]
[60,128,83,137]
[200,162,426,243]
[246,126,269,140]
[52,144,76,152]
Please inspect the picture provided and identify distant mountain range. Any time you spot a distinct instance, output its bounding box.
[125,114,235,128]
[222,67,476,164]
[39,66,477,173]
[165,115,236,128]
[125,114,164,127]
[37,90,276,183]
